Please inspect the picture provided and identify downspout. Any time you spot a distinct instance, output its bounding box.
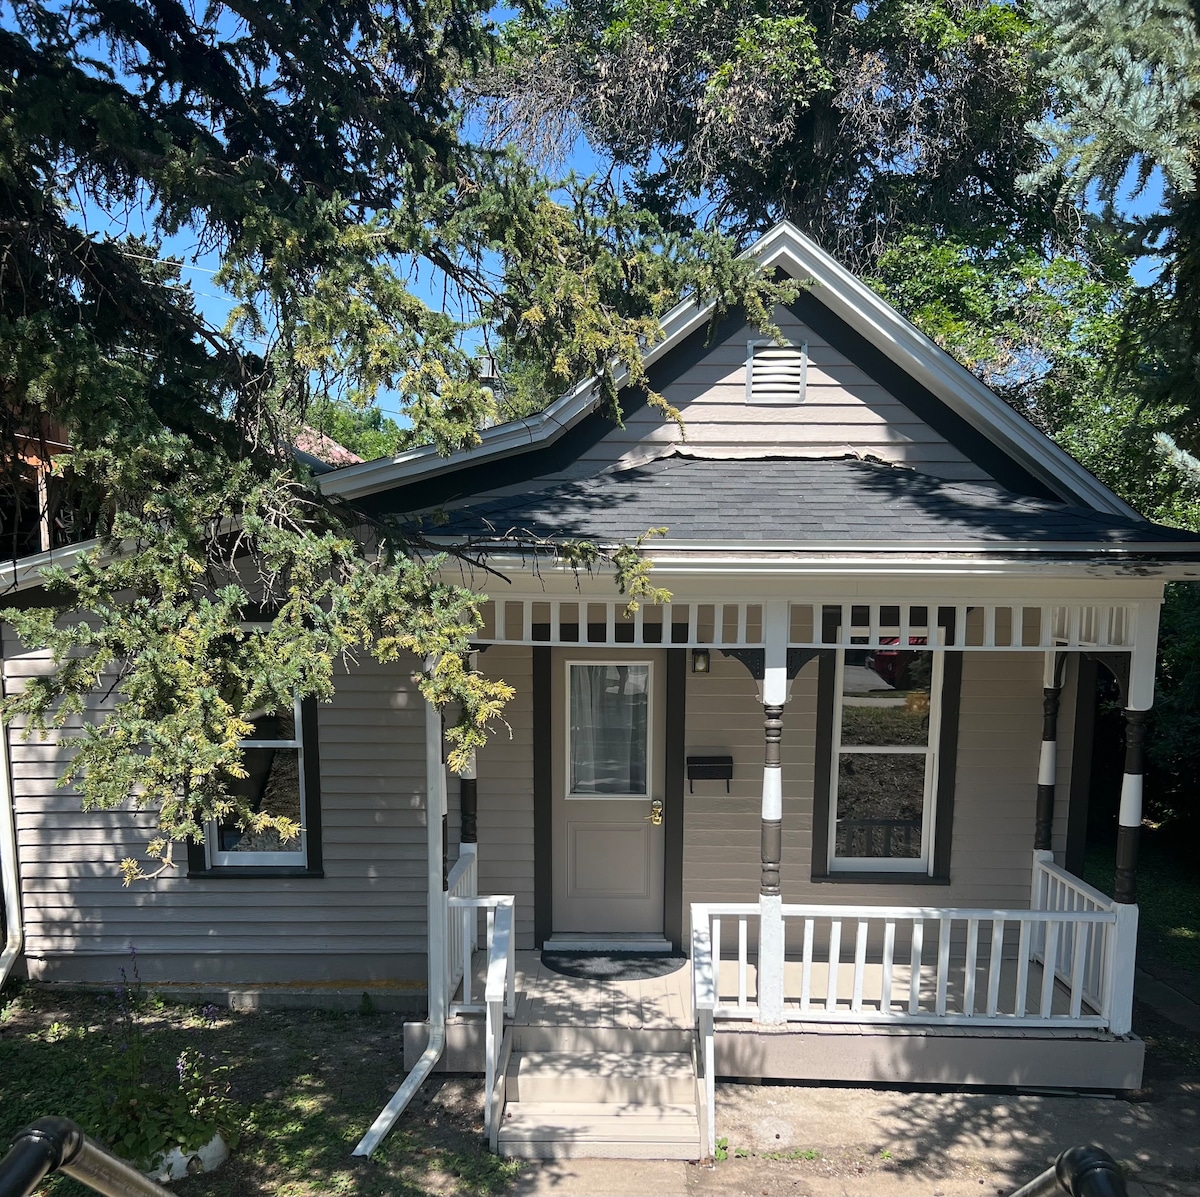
[353,674,447,1157]
[1,653,23,991]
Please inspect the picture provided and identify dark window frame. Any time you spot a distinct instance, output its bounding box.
[187,696,324,879]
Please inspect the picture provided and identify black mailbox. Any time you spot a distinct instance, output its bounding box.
[686,755,734,793]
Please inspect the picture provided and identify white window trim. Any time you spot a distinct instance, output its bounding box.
[564,658,654,801]
[827,642,945,875]
[208,694,309,867]
[745,339,808,405]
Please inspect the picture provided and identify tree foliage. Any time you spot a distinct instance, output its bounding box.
[483,0,1064,266]
[0,0,791,878]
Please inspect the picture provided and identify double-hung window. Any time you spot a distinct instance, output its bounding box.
[827,642,945,875]
[188,696,323,877]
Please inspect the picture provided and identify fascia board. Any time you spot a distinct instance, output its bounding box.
[318,291,721,503]
[0,538,100,595]
[751,223,1138,519]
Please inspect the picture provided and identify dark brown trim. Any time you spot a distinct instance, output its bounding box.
[532,646,553,947]
[810,650,962,883]
[1065,656,1097,877]
[188,695,323,878]
[931,651,963,881]
[663,649,687,950]
[809,651,837,881]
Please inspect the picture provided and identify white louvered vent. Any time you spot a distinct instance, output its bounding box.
[746,340,807,405]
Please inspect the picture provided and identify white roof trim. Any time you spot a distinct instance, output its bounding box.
[318,221,1136,517]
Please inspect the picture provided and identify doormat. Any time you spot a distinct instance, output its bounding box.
[540,951,687,981]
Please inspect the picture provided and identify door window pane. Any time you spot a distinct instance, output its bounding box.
[569,663,649,796]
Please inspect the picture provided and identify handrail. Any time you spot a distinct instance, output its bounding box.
[0,1117,173,1197]
[691,921,717,1156]
[483,902,515,1132]
[1007,1145,1127,1197]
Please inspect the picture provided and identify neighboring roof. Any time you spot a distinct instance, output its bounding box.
[319,222,1138,519]
[417,455,1200,556]
[295,428,364,467]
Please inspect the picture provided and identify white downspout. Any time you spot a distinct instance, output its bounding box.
[353,675,448,1157]
[1,652,24,991]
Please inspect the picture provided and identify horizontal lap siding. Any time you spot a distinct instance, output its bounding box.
[577,308,992,481]
[683,649,1045,919]
[474,646,535,949]
[683,651,818,910]
[4,623,433,981]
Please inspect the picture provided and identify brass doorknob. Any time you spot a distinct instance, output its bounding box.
[646,799,664,826]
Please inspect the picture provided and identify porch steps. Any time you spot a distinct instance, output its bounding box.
[496,1049,702,1160]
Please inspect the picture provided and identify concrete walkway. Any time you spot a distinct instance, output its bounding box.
[507,1075,1200,1196]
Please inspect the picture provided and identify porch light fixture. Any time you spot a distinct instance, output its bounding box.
[692,648,710,674]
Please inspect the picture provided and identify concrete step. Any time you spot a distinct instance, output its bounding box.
[506,1050,695,1104]
[497,1102,702,1160]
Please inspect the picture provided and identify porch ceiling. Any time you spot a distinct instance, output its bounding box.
[404,454,1200,557]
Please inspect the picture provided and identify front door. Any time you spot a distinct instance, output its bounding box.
[551,649,666,934]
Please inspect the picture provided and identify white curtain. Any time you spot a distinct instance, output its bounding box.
[569,664,649,795]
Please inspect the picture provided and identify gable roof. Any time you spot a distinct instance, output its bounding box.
[422,454,1200,558]
[319,222,1139,519]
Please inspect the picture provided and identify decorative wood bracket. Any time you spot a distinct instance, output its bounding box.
[1085,651,1130,707]
[720,646,824,681]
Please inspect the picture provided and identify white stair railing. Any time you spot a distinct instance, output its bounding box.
[484,902,516,1132]
[691,918,717,1157]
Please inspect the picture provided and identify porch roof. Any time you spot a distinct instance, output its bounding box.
[408,454,1200,556]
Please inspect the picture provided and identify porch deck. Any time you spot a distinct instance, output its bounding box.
[454,949,1089,1030]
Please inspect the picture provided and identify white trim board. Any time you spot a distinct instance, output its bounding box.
[317,221,1136,518]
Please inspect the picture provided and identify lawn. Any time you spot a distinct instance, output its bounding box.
[1082,830,1200,986]
[0,983,519,1197]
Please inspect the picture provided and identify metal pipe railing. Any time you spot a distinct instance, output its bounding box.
[1009,1146,1128,1197]
[0,1117,173,1197]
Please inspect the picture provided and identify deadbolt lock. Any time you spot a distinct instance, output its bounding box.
[646,799,664,826]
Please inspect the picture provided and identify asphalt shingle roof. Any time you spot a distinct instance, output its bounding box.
[420,455,1200,549]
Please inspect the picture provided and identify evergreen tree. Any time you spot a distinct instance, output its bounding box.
[0,0,789,879]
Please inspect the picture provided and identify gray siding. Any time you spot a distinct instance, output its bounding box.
[4,625,432,984]
[473,645,535,949]
[682,648,1051,915]
[576,307,992,482]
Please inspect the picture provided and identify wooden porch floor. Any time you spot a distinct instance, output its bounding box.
[455,950,1094,1028]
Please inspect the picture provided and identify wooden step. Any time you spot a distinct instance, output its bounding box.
[506,1050,695,1104]
[497,1102,702,1160]
[512,1025,693,1054]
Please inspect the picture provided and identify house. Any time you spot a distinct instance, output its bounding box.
[3,222,1200,1161]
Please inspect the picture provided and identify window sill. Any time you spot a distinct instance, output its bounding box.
[811,871,950,886]
[187,867,325,880]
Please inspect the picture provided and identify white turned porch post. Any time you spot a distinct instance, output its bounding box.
[426,676,449,1028]
[758,600,789,1024]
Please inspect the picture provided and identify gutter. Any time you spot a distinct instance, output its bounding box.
[0,651,23,991]
[353,677,448,1157]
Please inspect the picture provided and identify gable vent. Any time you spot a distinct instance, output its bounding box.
[746,340,807,405]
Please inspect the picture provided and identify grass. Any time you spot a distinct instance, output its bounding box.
[1082,831,1200,981]
[0,985,520,1197]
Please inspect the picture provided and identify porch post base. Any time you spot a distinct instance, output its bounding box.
[758,892,785,1024]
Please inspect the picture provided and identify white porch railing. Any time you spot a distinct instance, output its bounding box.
[1031,851,1136,1035]
[446,863,516,1018]
[693,900,1122,1028]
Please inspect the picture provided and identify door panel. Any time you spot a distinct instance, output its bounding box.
[551,648,666,934]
